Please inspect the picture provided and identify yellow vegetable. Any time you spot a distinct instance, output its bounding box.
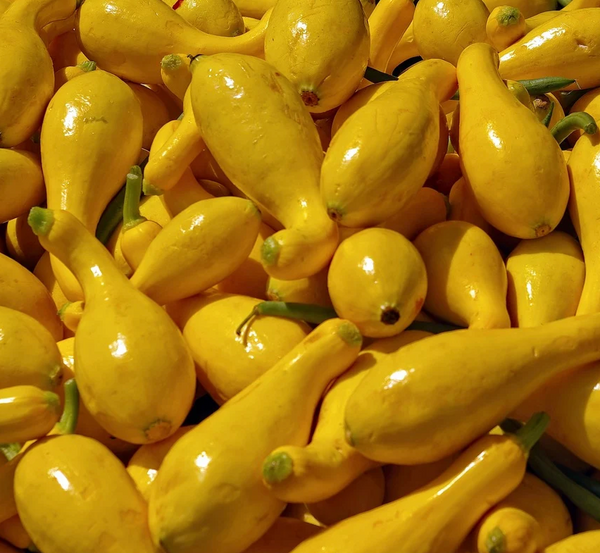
[162,0,244,36]
[0,0,77,146]
[385,22,419,73]
[76,0,271,83]
[243,518,322,553]
[458,43,569,238]
[532,93,564,130]
[267,267,332,308]
[14,435,156,553]
[0,149,44,224]
[149,319,362,553]
[47,29,88,70]
[39,11,77,44]
[166,293,311,403]
[161,54,192,100]
[328,228,427,337]
[499,9,600,90]
[190,53,338,280]
[346,312,600,464]
[448,177,492,234]
[0,385,60,444]
[232,0,274,17]
[0,516,31,549]
[569,87,600,146]
[127,83,171,150]
[486,6,526,51]
[321,59,457,227]
[264,0,369,112]
[29,207,196,444]
[5,214,45,270]
[478,508,542,553]
[545,531,600,552]
[263,331,429,504]
[289,420,545,553]
[507,232,585,327]
[483,0,555,17]
[0,253,63,341]
[42,69,143,301]
[414,221,510,329]
[413,0,490,66]
[426,151,462,194]
[53,60,96,92]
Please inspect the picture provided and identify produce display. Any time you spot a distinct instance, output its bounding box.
[3,0,600,551]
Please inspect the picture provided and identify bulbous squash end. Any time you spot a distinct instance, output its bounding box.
[161,54,183,71]
[263,451,294,484]
[326,203,345,224]
[496,6,521,26]
[28,207,54,237]
[300,89,320,109]
[337,321,363,347]
[145,419,173,442]
[380,306,401,326]
[485,527,506,553]
[534,223,552,238]
[261,236,281,266]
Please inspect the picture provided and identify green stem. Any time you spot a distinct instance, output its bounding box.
[551,112,598,144]
[557,90,588,112]
[122,165,146,231]
[557,464,600,498]
[77,60,97,72]
[57,379,79,435]
[0,442,21,461]
[28,207,54,236]
[558,0,572,6]
[364,66,398,84]
[452,77,576,101]
[541,101,554,128]
[512,412,549,453]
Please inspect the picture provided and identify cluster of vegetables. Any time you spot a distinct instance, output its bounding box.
[2,0,600,551]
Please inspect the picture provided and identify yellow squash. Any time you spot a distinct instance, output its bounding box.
[486,6,526,51]
[190,53,338,280]
[414,221,510,329]
[322,59,456,227]
[263,331,429,504]
[53,59,96,92]
[0,253,63,340]
[448,177,492,234]
[47,29,88,69]
[127,83,171,150]
[0,0,77,146]
[5,214,45,270]
[458,43,569,238]
[569,88,600,145]
[346,312,600,464]
[76,0,271,84]
[545,531,600,552]
[328,228,427,337]
[33,254,71,339]
[267,267,332,308]
[232,0,274,17]
[499,9,600,90]
[264,0,370,112]
[532,92,564,129]
[162,0,244,36]
[166,293,311,404]
[0,149,44,224]
[29,208,196,444]
[243,518,321,553]
[161,54,192,100]
[386,22,419,73]
[42,69,143,301]
[0,516,31,550]
[149,319,362,553]
[14,434,157,553]
[483,0,555,17]
[413,0,490,66]
[507,232,585,327]
[289,422,543,553]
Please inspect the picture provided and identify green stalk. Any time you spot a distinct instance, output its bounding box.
[0,442,21,461]
[557,90,588,112]
[452,77,576,101]
[541,101,554,128]
[57,379,80,435]
[551,112,598,145]
[511,412,549,453]
[122,166,146,231]
[77,60,97,72]
[557,464,600,498]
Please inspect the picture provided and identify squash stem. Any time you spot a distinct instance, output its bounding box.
[452,77,576,101]
[551,112,598,145]
[0,442,21,461]
[557,464,600,498]
[122,166,146,231]
[541,101,554,128]
[57,379,80,435]
[510,412,549,452]
[77,60,97,72]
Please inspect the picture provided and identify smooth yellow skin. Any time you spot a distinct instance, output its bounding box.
[162,169,213,216]
[264,0,369,113]
[53,62,96,93]
[486,6,527,51]
[569,87,600,146]
[264,331,430,504]
[545,531,600,552]
[307,468,386,527]
[76,0,271,84]
[330,228,427,338]
[0,385,60,444]
[386,22,419,72]
[499,9,600,90]
[321,59,457,227]
[121,220,163,272]
[267,267,332,308]
[149,319,362,553]
[414,221,510,329]
[39,10,76,43]
[0,0,76,146]
[231,0,274,17]
[413,0,490,66]
[507,231,585,327]
[483,0,555,17]
[127,426,194,500]
[47,29,88,69]
[532,92,564,130]
[0,516,31,549]
[458,43,569,239]
[33,209,196,444]
[346,312,600,465]
[191,53,338,280]
[448,177,492,234]
[166,293,310,403]
[477,508,541,553]
[42,69,143,301]
[130,197,261,305]
[15,435,157,553]
[0,149,44,224]
[5,214,45,270]
[0,253,62,340]
[33,253,71,339]
[290,433,527,553]
[162,0,244,36]
[127,83,171,150]
[368,0,414,71]
[243,518,321,553]
[568,131,600,315]
[426,151,462,193]
[161,54,192,100]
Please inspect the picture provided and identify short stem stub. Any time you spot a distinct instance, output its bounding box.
[551,112,598,144]
[57,379,80,435]
[122,165,146,231]
[541,101,555,128]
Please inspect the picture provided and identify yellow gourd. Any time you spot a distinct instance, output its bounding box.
[33,254,71,340]
[458,43,569,238]
[47,29,87,69]
[42,69,143,301]
[413,0,490,66]
[127,83,171,150]
[544,531,600,552]
[39,10,77,44]
[448,177,493,234]
[478,508,542,553]
[166,293,311,403]
[28,207,196,444]
[506,232,585,327]
[322,60,456,227]
[0,149,44,224]
[385,22,419,73]
[127,426,194,500]
[5,214,45,270]
[264,0,369,112]
[0,0,77,147]
[289,422,543,553]
[14,435,157,553]
[569,88,600,146]
[190,53,338,280]
[231,0,274,17]
[568,129,600,315]
[263,331,429,504]
[0,516,31,550]
[483,0,555,17]
[267,267,332,308]
[243,518,322,553]
[53,59,96,92]
[486,6,526,51]
[531,92,565,129]
[0,253,62,341]
[149,319,362,553]
[414,221,510,329]
[0,385,60,444]
[162,0,244,36]
[499,9,600,90]
[426,151,462,194]
[161,54,192,100]
[76,0,271,84]
[346,312,600,465]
